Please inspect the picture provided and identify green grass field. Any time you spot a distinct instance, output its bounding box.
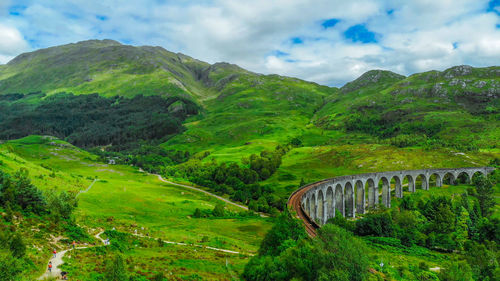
[0,136,272,279]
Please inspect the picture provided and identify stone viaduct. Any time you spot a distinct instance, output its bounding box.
[300,167,495,226]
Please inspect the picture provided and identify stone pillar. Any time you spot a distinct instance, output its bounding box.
[323,198,328,225]
[409,176,415,192]
[423,177,429,190]
[332,195,336,218]
[351,186,356,218]
[436,174,442,187]
[368,183,374,209]
[395,177,402,198]
[382,179,390,208]
[341,192,345,217]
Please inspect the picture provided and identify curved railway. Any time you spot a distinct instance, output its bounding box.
[287,180,325,237]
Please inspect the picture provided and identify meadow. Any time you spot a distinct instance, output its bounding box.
[0,136,272,279]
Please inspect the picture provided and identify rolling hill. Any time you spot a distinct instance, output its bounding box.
[0,39,498,197]
[0,39,499,280]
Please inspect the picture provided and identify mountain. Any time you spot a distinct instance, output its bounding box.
[0,40,498,164]
[0,39,244,101]
[0,40,336,153]
[0,40,499,280]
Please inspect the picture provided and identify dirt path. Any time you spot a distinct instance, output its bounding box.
[132,232,250,255]
[76,178,98,198]
[38,231,105,280]
[153,174,249,210]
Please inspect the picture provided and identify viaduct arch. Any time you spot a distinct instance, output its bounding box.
[293,167,494,227]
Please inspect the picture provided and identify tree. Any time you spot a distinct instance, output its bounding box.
[312,224,370,281]
[355,212,394,237]
[9,233,26,258]
[299,178,306,187]
[0,251,22,281]
[48,191,77,221]
[105,254,128,281]
[465,241,498,280]
[193,208,202,218]
[438,259,473,281]
[257,209,307,256]
[453,207,469,250]
[473,175,495,217]
[212,202,225,217]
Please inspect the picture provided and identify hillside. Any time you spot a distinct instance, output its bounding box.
[0,40,499,280]
[0,40,498,203]
[0,39,247,101]
[0,136,271,279]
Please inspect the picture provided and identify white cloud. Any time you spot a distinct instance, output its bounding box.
[0,24,29,64]
[0,0,499,85]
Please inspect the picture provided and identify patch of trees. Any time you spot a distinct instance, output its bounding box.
[0,168,82,280]
[167,145,289,213]
[243,210,370,281]
[91,144,191,174]
[0,92,199,148]
[329,173,499,281]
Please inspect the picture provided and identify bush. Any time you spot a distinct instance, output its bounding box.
[212,202,225,217]
[355,212,394,237]
[105,254,128,281]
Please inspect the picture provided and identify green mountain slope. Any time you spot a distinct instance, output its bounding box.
[315,65,500,150]
[0,39,212,100]
[0,40,498,182]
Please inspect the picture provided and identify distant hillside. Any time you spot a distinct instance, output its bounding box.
[0,40,498,157]
[0,39,249,101]
[315,65,500,150]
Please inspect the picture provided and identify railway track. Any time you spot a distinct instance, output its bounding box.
[287,180,327,237]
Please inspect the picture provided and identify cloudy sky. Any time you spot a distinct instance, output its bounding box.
[0,0,499,86]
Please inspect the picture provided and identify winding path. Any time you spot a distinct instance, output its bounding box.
[38,231,106,280]
[154,174,249,210]
[38,173,254,279]
[76,178,98,198]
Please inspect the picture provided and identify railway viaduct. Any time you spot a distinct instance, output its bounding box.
[293,167,495,227]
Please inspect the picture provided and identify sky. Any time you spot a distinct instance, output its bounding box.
[0,0,499,86]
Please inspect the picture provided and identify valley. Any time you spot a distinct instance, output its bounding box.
[0,40,498,280]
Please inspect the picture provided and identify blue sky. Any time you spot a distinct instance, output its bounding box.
[0,0,499,86]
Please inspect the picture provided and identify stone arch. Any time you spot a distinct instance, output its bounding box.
[471,170,485,183]
[317,190,325,225]
[415,174,428,190]
[379,177,391,207]
[443,172,455,185]
[334,184,344,217]
[355,180,365,215]
[402,174,414,192]
[326,186,334,221]
[392,176,403,198]
[456,171,471,184]
[429,173,442,188]
[366,178,376,209]
[345,182,354,218]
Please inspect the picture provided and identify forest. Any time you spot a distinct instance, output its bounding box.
[0,92,199,148]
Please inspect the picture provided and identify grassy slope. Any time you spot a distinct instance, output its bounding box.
[0,40,210,101]
[0,136,271,279]
[315,66,500,148]
[165,74,336,162]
